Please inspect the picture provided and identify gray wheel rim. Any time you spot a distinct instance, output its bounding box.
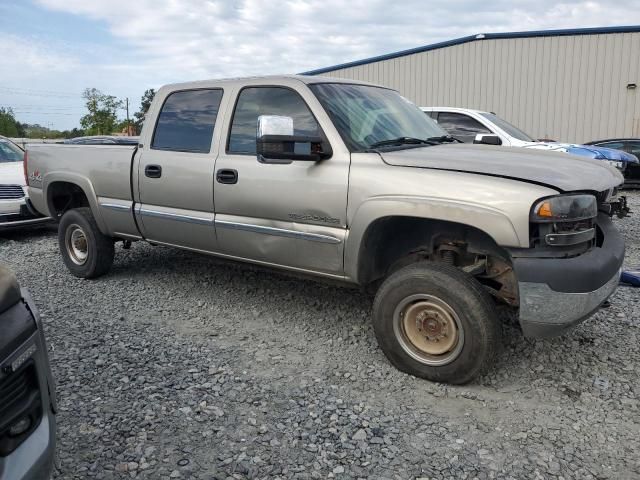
[65,224,89,266]
[392,293,465,366]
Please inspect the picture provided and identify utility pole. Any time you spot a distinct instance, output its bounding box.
[125,97,130,136]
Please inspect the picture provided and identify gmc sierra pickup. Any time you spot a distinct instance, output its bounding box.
[25,75,628,383]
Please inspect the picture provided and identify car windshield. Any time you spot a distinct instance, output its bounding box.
[479,112,535,142]
[309,83,448,151]
[0,139,24,163]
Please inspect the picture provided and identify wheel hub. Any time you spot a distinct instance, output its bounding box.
[66,224,89,265]
[393,295,464,366]
[415,311,448,340]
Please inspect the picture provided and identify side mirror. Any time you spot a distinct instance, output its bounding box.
[256,115,331,164]
[473,134,502,146]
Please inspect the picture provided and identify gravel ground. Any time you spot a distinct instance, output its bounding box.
[1,192,639,480]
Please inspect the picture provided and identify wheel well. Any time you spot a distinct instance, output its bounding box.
[358,216,518,306]
[47,182,90,219]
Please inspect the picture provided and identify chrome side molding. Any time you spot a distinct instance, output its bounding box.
[138,208,213,226]
[215,219,341,244]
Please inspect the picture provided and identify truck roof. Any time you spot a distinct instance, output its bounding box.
[160,74,381,92]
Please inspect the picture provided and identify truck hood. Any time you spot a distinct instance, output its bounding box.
[380,144,624,192]
[0,161,25,187]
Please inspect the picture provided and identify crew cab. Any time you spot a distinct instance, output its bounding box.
[421,107,639,174]
[25,76,628,384]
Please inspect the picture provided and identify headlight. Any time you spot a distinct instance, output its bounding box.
[606,160,624,170]
[531,194,597,223]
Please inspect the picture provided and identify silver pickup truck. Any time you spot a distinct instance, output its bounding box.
[25,75,628,384]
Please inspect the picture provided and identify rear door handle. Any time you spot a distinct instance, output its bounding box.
[216,169,238,184]
[145,164,162,178]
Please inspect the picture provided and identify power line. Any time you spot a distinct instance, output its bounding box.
[0,85,83,97]
[11,111,77,116]
[0,103,86,112]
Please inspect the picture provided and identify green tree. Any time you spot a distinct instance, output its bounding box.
[80,88,123,135]
[0,107,20,137]
[134,88,155,133]
[15,121,26,137]
[62,127,84,139]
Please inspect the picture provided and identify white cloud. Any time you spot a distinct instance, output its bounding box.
[0,33,78,72]
[5,0,640,129]
[35,0,640,78]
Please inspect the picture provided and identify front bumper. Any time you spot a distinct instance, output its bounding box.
[511,214,625,338]
[0,290,56,480]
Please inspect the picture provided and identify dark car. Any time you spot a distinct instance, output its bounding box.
[64,135,139,145]
[585,138,640,187]
[0,264,56,480]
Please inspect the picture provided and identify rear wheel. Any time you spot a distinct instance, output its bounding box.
[58,207,114,278]
[372,262,501,384]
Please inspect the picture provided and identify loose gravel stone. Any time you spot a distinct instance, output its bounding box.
[1,192,639,479]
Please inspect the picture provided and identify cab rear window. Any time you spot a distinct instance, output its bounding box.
[151,89,223,153]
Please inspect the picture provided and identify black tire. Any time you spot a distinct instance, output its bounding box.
[58,207,114,279]
[372,262,501,384]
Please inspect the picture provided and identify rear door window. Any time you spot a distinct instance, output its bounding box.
[152,89,224,153]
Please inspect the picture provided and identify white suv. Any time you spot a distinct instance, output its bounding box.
[0,137,51,230]
[421,107,639,172]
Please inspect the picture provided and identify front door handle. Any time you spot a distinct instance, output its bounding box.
[216,169,238,184]
[145,164,162,178]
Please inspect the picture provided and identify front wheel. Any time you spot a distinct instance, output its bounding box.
[372,262,501,384]
[58,207,114,279]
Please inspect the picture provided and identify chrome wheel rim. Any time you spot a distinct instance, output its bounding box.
[393,294,465,366]
[65,224,88,265]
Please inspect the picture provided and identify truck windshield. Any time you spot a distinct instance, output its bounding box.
[479,112,535,142]
[0,140,24,163]
[309,83,448,152]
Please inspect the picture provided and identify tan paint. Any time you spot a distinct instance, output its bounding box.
[25,75,612,286]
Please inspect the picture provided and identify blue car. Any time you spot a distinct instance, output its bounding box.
[585,138,640,188]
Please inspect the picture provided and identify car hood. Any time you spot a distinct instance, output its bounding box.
[379,144,624,192]
[0,161,25,187]
[524,142,639,163]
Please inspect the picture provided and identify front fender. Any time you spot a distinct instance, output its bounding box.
[41,172,108,234]
[344,195,521,282]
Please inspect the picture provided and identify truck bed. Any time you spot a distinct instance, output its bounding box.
[26,143,139,237]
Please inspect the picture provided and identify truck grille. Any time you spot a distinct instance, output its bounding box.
[0,185,25,200]
[0,365,36,421]
[0,362,42,457]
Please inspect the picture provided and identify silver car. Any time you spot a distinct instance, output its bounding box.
[0,264,57,479]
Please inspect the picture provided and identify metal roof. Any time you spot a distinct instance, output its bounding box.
[301,25,640,75]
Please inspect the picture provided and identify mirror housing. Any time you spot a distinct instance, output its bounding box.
[473,134,502,146]
[256,115,331,163]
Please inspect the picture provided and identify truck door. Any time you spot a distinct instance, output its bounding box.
[135,88,224,251]
[213,85,349,276]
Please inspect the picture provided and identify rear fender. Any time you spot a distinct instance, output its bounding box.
[42,172,108,233]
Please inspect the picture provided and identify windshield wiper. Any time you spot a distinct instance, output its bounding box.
[426,135,463,144]
[368,137,438,149]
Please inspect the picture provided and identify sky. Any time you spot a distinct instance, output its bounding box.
[1,0,639,131]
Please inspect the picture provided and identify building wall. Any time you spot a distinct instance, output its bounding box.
[315,32,640,143]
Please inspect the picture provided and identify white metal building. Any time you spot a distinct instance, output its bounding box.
[302,26,640,143]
